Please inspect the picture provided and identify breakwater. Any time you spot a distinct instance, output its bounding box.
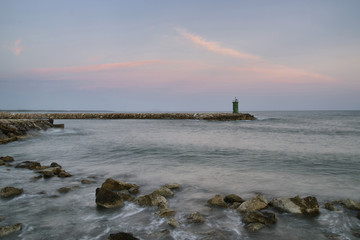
[0,112,256,121]
[0,119,54,144]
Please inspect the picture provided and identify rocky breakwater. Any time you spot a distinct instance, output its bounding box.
[0,117,55,144]
[1,112,256,121]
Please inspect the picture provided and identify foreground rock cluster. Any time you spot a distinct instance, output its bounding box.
[0,112,256,121]
[0,119,55,144]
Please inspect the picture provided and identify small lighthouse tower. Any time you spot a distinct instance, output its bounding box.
[232,97,239,114]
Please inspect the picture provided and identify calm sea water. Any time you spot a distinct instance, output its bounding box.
[0,111,359,239]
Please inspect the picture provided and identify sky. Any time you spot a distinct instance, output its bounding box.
[1,0,359,111]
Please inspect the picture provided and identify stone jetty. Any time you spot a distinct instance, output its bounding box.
[0,112,256,121]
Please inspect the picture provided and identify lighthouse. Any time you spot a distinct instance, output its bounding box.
[232,97,239,114]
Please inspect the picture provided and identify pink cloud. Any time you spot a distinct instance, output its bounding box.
[31,60,162,74]
[176,28,261,61]
[6,39,24,56]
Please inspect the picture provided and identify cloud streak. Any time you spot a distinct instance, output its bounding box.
[31,60,162,74]
[176,28,261,61]
[6,39,25,56]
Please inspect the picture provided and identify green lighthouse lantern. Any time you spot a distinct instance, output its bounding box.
[232,97,239,114]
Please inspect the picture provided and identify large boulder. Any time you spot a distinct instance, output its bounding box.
[186,211,205,223]
[0,187,24,198]
[15,161,41,170]
[0,223,22,238]
[102,178,139,193]
[238,195,268,212]
[95,187,124,208]
[242,211,277,232]
[207,194,228,208]
[271,196,319,215]
[108,232,139,240]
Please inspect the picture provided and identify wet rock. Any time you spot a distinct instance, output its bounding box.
[0,187,24,198]
[357,212,360,220]
[242,211,276,232]
[187,211,205,223]
[58,170,72,178]
[238,195,268,212]
[0,223,22,238]
[230,202,242,209]
[118,192,135,202]
[271,196,320,215]
[58,186,80,194]
[31,175,43,181]
[96,187,124,208]
[324,202,337,211]
[15,161,41,170]
[167,217,180,228]
[128,187,139,195]
[5,163,12,167]
[207,194,228,208]
[156,208,176,218]
[224,194,244,204]
[102,178,139,193]
[81,179,95,184]
[0,160,3,166]
[135,193,168,208]
[0,156,14,162]
[343,199,360,210]
[108,232,139,240]
[41,169,55,178]
[164,183,181,190]
[152,186,174,198]
[50,162,62,168]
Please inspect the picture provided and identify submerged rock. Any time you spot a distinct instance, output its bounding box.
[324,202,337,211]
[357,212,360,220]
[271,196,319,215]
[58,170,72,178]
[238,195,268,212]
[108,232,139,240]
[164,183,181,190]
[102,178,139,193]
[81,179,95,184]
[187,211,205,223]
[242,211,277,232]
[0,160,4,166]
[207,194,228,208]
[152,186,174,198]
[135,193,168,208]
[156,208,176,218]
[148,229,173,239]
[0,187,24,198]
[0,223,22,238]
[95,187,124,208]
[167,217,180,228]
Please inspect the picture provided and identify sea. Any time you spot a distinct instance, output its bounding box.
[0,111,359,240]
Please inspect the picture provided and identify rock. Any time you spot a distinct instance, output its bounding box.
[343,199,360,210]
[167,217,180,228]
[271,198,302,214]
[164,183,181,190]
[108,232,139,240]
[96,187,124,208]
[135,193,168,208]
[0,223,22,238]
[0,156,14,162]
[0,160,4,166]
[156,208,176,218]
[128,187,139,195]
[42,169,55,178]
[0,187,24,198]
[271,196,320,215]
[58,170,72,178]
[102,178,139,193]
[224,194,244,204]
[324,202,337,211]
[238,195,268,212]
[207,194,228,208]
[50,162,62,168]
[58,186,79,194]
[152,187,174,198]
[32,175,43,181]
[290,196,320,215]
[357,212,360,220]
[15,161,41,170]
[81,179,95,184]
[246,222,265,232]
[187,211,205,223]
[230,202,242,209]
[118,192,135,202]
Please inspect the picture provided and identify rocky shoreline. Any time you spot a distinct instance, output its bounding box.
[0,119,55,144]
[1,155,360,239]
[0,111,256,121]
